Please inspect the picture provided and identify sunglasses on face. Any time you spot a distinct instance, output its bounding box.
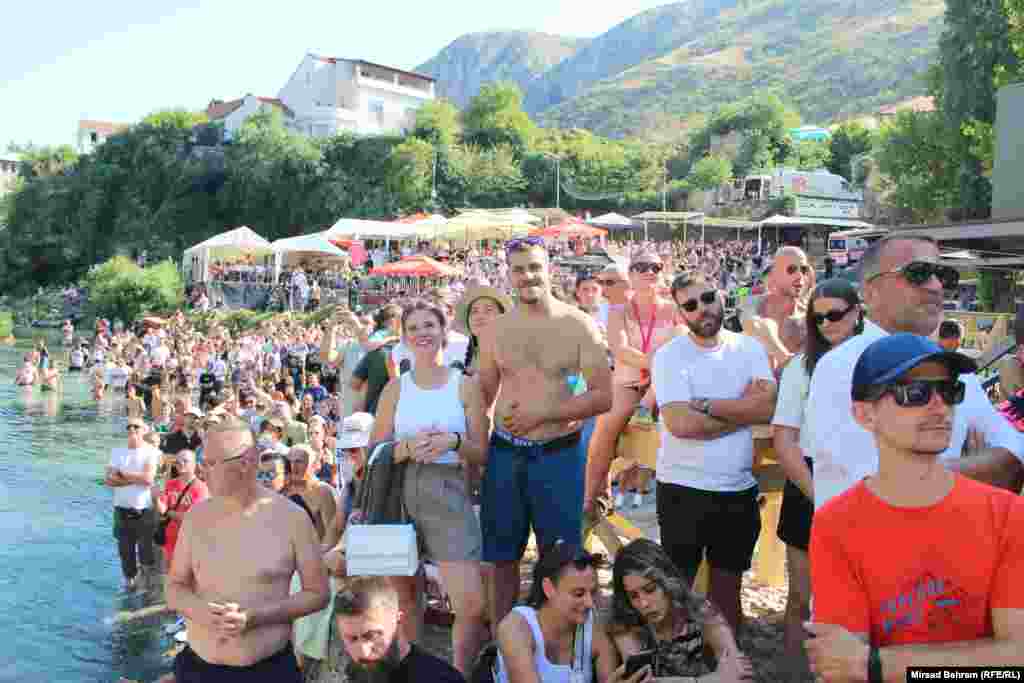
[871,261,960,290]
[255,470,280,482]
[630,263,663,274]
[126,424,143,432]
[867,379,966,407]
[813,306,854,325]
[679,290,718,312]
[786,264,811,276]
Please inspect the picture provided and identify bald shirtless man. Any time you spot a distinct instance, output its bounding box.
[741,246,814,371]
[477,236,613,628]
[166,418,329,682]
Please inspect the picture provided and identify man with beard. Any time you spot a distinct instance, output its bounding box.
[805,334,1024,683]
[334,576,464,683]
[804,236,1022,512]
[477,236,613,628]
[651,272,777,635]
[741,246,813,371]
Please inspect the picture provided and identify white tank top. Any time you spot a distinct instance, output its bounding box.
[393,368,465,466]
[497,606,593,683]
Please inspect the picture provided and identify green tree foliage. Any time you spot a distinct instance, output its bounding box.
[14,144,80,178]
[783,139,832,171]
[386,138,434,212]
[446,144,527,207]
[412,99,461,147]
[83,256,184,324]
[141,108,208,129]
[827,123,875,180]
[874,111,957,223]
[686,155,732,191]
[462,82,537,154]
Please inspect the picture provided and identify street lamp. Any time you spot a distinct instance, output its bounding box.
[540,152,561,209]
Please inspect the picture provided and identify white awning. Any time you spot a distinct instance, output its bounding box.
[759,214,875,229]
[325,218,423,240]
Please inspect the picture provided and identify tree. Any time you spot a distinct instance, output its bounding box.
[412,99,461,147]
[686,155,732,191]
[16,144,79,178]
[83,256,184,324]
[386,138,434,212]
[827,123,874,180]
[446,144,527,207]
[461,82,537,154]
[140,108,208,129]
[874,111,958,223]
[783,139,832,171]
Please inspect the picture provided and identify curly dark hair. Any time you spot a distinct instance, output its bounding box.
[609,539,720,636]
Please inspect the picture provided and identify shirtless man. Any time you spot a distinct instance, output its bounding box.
[166,418,329,681]
[741,246,813,371]
[477,236,613,628]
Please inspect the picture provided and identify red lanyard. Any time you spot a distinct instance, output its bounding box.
[632,301,658,353]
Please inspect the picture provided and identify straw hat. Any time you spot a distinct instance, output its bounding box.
[454,282,513,336]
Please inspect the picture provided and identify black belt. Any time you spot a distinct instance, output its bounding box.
[491,428,581,452]
[115,507,149,519]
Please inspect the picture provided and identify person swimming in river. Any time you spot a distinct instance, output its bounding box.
[15,354,37,386]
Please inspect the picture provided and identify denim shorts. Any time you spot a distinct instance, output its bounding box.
[480,429,585,562]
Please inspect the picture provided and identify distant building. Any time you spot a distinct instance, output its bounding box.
[205,94,295,141]
[76,119,130,153]
[277,53,436,138]
[0,153,21,198]
[877,96,936,120]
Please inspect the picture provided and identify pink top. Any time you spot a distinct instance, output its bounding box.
[613,301,679,385]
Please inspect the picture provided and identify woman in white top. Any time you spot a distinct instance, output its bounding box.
[771,278,862,678]
[371,299,490,676]
[496,540,626,683]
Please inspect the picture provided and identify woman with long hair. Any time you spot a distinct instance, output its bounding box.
[609,539,751,682]
[585,251,678,513]
[771,277,863,680]
[455,282,512,375]
[370,299,491,675]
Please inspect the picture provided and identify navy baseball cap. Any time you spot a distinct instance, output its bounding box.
[851,333,976,401]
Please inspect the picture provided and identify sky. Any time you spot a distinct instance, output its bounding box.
[1,0,672,148]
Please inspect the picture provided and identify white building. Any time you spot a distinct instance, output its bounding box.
[205,94,295,141]
[277,53,436,138]
[76,119,130,153]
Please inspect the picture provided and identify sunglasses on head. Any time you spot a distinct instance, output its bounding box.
[864,379,966,407]
[870,261,960,290]
[505,236,546,254]
[813,306,854,325]
[679,290,718,312]
[630,263,663,274]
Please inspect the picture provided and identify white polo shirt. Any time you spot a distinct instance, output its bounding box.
[804,320,1023,510]
[109,445,160,510]
[652,330,774,492]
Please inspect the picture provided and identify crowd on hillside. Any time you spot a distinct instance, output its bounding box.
[22,233,1024,683]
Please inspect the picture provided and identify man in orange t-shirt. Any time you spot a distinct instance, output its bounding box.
[805,334,1024,683]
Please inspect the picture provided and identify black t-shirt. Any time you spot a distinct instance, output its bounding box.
[353,344,394,416]
[390,644,465,683]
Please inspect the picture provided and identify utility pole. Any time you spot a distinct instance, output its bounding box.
[555,156,560,210]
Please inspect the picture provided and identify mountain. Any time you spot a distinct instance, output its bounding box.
[415,31,590,108]
[416,0,947,138]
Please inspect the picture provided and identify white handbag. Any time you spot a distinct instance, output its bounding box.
[344,442,420,577]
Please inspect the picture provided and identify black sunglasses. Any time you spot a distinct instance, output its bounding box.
[786,264,812,276]
[813,306,854,325]
[630,263,663,274]
[679,290,718,312]
[870,261,960,290]
[866,379,966,407]
[126,424,143,432]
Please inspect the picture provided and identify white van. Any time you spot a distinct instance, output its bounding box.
[827,228,889,266]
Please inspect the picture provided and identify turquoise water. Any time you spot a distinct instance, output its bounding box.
[0,340,173,683]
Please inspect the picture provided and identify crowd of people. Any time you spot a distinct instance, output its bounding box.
[23,233,1024,683]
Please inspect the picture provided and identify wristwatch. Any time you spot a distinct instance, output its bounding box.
[693,398,712,416]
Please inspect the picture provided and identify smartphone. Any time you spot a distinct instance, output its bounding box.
[624,650,656,677]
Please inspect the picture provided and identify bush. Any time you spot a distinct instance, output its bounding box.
[83,256,184,325]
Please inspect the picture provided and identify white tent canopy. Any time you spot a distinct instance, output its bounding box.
[325,218,423,240]
[183,226,273,282]
[272,232,348,256]
[588,212,635,228]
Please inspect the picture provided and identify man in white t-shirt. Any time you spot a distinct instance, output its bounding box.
[104,417,161,591]
[804,236,1023,511]
[106,358,131,391]
[652,272,776,635]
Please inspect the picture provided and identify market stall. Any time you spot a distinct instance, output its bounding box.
[183,226,274,283]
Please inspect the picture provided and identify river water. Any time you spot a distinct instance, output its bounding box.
[0,338,173,683]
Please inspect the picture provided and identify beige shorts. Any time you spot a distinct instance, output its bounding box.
[403,462,482,562]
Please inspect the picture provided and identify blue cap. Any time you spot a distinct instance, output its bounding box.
[851,333,976,401]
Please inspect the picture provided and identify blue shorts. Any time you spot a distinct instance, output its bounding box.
[480,429,585,562]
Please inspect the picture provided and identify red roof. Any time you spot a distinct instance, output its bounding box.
[78,119,129,135]
[206,96,293,120]
[878,96,936,116]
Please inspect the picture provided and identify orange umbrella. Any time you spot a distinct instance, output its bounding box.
[530,219,607,239]
[371,255,459,278]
